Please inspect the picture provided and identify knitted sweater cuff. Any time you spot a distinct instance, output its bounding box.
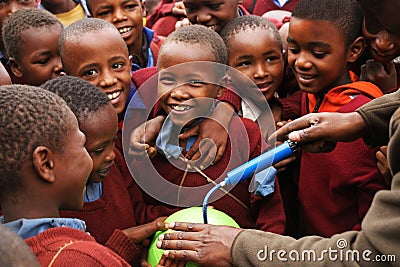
[105,229,141,263]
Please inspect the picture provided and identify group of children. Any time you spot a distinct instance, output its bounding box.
[0,0,399,265]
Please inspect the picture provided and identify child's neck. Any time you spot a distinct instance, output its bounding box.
[1,202,60,223]
[1,196,60,223]
[129,33,145,66]
[316,72,353,97]
[41,0,78,13]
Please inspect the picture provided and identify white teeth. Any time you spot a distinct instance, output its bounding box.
[118,27,132,34]
[299,74,314,80]
[173,105,191,111]
[107,91,121,100]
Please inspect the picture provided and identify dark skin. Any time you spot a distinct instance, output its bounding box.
[1,117,181,266]
[129,89,234,168]
[158,222,241,267]
[0,62,11,85]
[40,0,78,13]
[270,111,368,153]
[0,0,36,53]
[154,0,400,265]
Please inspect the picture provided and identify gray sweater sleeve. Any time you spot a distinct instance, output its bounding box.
[357,90,400,147]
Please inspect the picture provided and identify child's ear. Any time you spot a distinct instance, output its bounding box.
[32,146,56,183]
[346,36,366,63]
[128,55,133,67]
[8,58,23,78]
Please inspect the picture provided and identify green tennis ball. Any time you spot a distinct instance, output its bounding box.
[147,207,240,267]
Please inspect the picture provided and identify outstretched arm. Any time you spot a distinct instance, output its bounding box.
[269,112,367,153]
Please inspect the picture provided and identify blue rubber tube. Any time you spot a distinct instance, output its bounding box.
[202,141,297,223]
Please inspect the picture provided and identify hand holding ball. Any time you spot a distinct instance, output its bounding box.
[147,207,240,266]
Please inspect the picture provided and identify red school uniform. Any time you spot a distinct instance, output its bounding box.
[298,81,388,237]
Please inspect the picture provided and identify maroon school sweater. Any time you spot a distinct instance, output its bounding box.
[132,117,286,233]
[243,0,299,16]
[298,83,388,237]
[25,227,137,266]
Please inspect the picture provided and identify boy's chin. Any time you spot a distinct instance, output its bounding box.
[170,118,196,128]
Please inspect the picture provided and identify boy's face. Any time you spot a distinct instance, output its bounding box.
[10,26,64,86]
[287,17,351,94]
[89,0,143,48]
[158,42,223,127]
[62,30,132,116]
[55,109,93,211]
[362,9,400,64]
[81,104,118,183]
[228,28,284,101]
[183,0,242,33]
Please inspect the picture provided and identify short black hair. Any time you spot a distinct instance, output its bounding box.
[2,8,63,60]
[0,85,71,202]
[292,0,364,47]
[41,76,111,125]
[158,25,228,65]
[221,15,283,52]
[58,18,125,73]
[0,224,39,267]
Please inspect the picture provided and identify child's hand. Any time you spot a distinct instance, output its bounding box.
[179,118,228,169]
[175,18,191,29]
[140,246,185,267]
[376,146,392,186]
[172,1,186,16]
[129,115,165,159]
[272,140,297,173]
[276,119,292,130]
[179,102,233,169]
[156,255,186,267]
[122,217,168,245]
[360,59,397,93]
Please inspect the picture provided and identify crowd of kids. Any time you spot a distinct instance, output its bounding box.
[0,0,399,265]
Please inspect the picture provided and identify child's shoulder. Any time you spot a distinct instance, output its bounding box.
[229,116,262,140]
[26,227,128,266]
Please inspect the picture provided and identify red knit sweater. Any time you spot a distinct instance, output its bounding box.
[25,227,137,266]
[60,150,136,245]
[132,117,286,233]
[298,82,388,237]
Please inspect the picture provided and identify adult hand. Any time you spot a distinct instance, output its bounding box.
[269,112,367,153]
[360,60,398,93]
[157,222,242,267]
